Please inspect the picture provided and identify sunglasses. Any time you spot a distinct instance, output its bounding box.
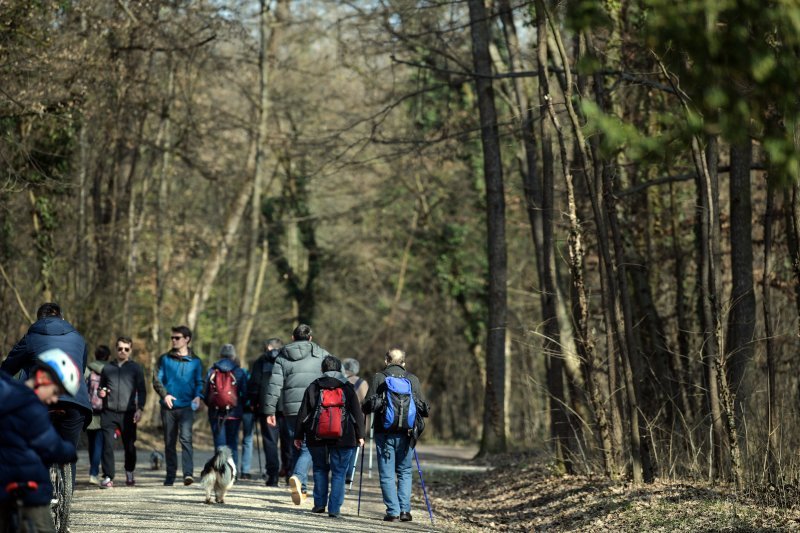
[170,336,183,341]
[117,346,131,352]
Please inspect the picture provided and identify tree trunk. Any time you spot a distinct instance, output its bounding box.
[763,182,779,481]
[468,0,508,455]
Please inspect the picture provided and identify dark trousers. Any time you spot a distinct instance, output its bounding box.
[161,406,194,480]
[50,404,87,488]
[278,415,291,473]
[101,410,137,479]
[258,416,281,477]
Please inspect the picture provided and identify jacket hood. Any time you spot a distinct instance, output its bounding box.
[262,348,280,362]
[316,374,347,388]
[282,340,323,362]
[87,360,108,374]
[212,358,238,372]
[0,373,34,416]
[322,370,348,383]
[28,317,77,338]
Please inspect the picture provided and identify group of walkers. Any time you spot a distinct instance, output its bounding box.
[0,303,430,531]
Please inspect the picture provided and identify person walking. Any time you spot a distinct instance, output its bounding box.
[152,325,204,486]
[342,357,368,483]
[262,324,331,504]
[85,345,110,485]
[98,336,147,488]
[294,356,365,518]
[362,348,429,522]
[203,344,247,470]
[249,338,283,486]
[239,363,255,481]
[2,302,92,488]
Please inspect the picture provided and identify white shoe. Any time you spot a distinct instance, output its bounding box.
[89,475,100,485]
[288,475,304,505]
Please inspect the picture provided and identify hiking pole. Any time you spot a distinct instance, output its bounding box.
[368,416,374,478]
[413,449,434,526]
[357,443,366,516]
[348,445,360,491]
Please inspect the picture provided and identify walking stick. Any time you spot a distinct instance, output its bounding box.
[348,445,360,491]
[368,416,374,478]
[413,449,434,526]
[357,443,366,516]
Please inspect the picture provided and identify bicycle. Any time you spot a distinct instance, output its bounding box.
[4,481,39,533]
[48,409,72,533]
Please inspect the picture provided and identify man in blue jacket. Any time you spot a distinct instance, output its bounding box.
[2,302,92,487]
[0,349,81,533]
[152,325,204,486]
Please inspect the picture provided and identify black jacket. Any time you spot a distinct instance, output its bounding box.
[250,349,279,415]
[100,359,146,413]
[362,364,429,435]
[295,373,365,448]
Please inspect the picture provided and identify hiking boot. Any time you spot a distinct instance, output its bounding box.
[125,471,135,486]
[265,475,279,487]
[100,477,113,489]
[400,512,412,522]
[328,513,341,519]
[183,475,194,486]
[240,473,252,480]
[311,506,326,513]
[288,475,303,505]
[163,478,174,486]
[89,475,100,485]
[383,515,399,522]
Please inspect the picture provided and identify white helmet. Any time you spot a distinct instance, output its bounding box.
[35,349,81,397]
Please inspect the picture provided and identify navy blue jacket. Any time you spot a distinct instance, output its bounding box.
[2,317,92,416]
[152,350,204,409]
[203,358,248,419]
[0,371,77,506]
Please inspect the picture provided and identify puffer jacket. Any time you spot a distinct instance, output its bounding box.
[101,359,146,413]
[0,371,77,506]
[202,357,248,419]
[263,340,331,417]
[2,317,92,416]
[295,372,365,448]
[152,350,204,409]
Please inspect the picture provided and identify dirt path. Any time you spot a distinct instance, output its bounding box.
[68,443,482,532]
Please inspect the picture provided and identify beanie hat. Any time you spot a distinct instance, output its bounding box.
[220,344,236,359]
[342,358,360,375]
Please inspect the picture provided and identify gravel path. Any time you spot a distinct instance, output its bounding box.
[68,443,481,532]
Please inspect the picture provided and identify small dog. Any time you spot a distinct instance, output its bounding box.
[200,446,237,504]
[150,450,165,470]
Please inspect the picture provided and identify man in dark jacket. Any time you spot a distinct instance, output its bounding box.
[0,350,80,533]
[263,324,331,503]
[249,338,283,486]
[2,302,92,487]
[152,325,204,486]
[362,348,429,523]
[294,356,365,518]
[203,343,248,470]
[98,336,146,488]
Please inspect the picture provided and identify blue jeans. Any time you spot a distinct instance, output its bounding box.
[308,446,355,515]
[284,415,312,491]
[240,412,254,475]
[259,416,281,478]
[375,433,413,516]
[161,406,194,480]
[209,414,241,469]
[87,428,103,477]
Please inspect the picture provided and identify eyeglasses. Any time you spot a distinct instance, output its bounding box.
[170,336,183,341]
[117,346,131,352]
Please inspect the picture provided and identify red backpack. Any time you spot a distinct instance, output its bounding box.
[207,369,238,410]
[87,370,103,413]
[313,386,346,439]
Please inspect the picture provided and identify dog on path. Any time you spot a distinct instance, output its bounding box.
[200,446,237,504]
[150,450,165,470]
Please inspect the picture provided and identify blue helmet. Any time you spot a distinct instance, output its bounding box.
[35,349,80,397]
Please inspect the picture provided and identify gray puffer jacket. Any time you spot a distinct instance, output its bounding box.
[263,340,331,417]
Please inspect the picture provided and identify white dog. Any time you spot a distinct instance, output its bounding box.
[200,446,237,504]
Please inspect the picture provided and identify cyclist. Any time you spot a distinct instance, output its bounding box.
[0,349,81,533]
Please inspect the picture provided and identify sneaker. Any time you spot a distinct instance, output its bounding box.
[265,476,279,487]
[183,476,194,486]
[383,515,399,522]
[100,477,113,489]
[328,513,341,519]
[288,475,303,505]
[89,475,100,485]
[125,471,135,486]
[311,506,326,513]
[400,512,412,522]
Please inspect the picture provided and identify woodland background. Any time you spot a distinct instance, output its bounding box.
[3,0,800,488]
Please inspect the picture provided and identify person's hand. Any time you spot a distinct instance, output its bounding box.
[266,415,276,427]
[164,394,176,409]
[133,409,142,424]
[293,439,302,449]
[192,396,202,410]
[358,438,365,447]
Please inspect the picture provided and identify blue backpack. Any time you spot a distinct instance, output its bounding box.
[382,375,416,432]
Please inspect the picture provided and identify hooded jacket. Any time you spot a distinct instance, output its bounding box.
[152,350,204,409]
[101,359,146,413]
[263,340,332,417]
[294,372,365,448]
[202,357,248,419]
[0,371,77,506]
[2,316,92,416]
[250,348,280,415]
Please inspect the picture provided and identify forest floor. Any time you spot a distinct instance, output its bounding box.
[426,451,800,531]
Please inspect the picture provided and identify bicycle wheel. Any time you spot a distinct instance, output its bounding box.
[49,463,72,533]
